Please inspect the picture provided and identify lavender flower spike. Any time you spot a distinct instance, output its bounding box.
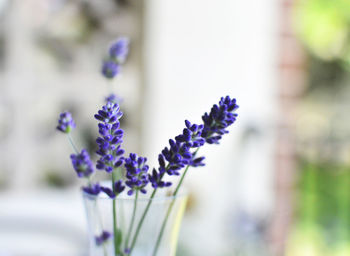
[150,96,238,189]
[95,102,125,173]
[149,120,205,189]
[56,111,76,133]
[124,153,149,195]
[109,37,130,63]
[201,96,239,144]
[102,60,121,79]
[70,149,94,178]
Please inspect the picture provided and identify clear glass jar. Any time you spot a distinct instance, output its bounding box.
[83,185,187,256]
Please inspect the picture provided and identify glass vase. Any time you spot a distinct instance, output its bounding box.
[82,186,188,256]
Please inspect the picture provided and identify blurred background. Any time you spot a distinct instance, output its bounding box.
[0,0,349,255]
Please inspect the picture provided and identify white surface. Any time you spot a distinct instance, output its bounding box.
[0,189,87,255]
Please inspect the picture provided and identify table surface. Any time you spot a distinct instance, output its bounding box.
[0,189,88,256]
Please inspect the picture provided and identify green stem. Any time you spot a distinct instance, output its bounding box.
[129,152,193,256]
[152,148,198,256]
[151,199,175,256]
[173,164,190,196]
[67,133,79,154]
[87,176,92,187]
[129,189,158,254]
[128,164,171,254]
[151,164,190,256]
[124,190,139,250]
[112,172,120,256]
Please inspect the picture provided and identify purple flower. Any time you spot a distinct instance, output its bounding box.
[56,111,76,133]
[149,168,172,189]
[105,93,123,104]
[83,183,101,196]
[94,102,123,124]
[114,180,126,194]
[95,230,111,246]
[70,149,94,178]
[94,102,125,173]
[102,60,120,79]
[109,37,129,63]
[150,119,207,188]
[99,180,125,199]
[124,153,149,195]
[149,131,205,189]
[201,96,239,144]
[150,96,238,189]
[175,120,205,148]
[100,186,115,198]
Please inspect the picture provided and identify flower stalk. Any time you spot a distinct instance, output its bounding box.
[112,171,120,256]
[128,189,157,255]
[124,190,139,251]
[67,134,79,154]
[151,156,195,256]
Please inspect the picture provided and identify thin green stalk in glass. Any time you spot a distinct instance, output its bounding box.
[112,171,122,256]
[128,188,158,254]
[152,148,198,256]
[124,190,139,250]
[128,163,171,254]
[151,164,190,256]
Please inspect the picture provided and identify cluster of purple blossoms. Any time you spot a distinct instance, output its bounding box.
[201,96,239,144]
[56,112,95,180]
[70,149,94,178]
[56,111,76,133]
[82,181,125,199]
[109,37,129,63]
[83,183,101,195]
[95,102,125,173]
[102,37,129,79]
[95,230,111,246]
[99,180,126,199]
[102,61,120,79]
[56,110,123,199]
[149,120,206,189]
[149,96,238,189]
[58,96,238,195]
[124,153,150,195]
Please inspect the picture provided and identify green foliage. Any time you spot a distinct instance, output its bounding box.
[294,0,350,62]
[291,159,350,254]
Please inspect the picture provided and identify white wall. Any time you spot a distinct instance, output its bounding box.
[142,1,278,255]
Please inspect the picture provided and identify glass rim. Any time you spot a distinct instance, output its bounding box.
[81,187,188,202]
